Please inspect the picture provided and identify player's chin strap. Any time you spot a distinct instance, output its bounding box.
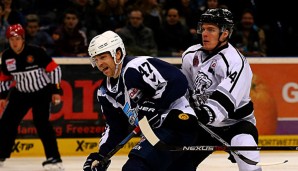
[138,116,289,166]
[113,52,125,78]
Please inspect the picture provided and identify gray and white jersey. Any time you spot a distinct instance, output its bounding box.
[181,43,256,127]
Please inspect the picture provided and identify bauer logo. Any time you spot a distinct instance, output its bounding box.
[76,140,98,151]
[98,42,108,49]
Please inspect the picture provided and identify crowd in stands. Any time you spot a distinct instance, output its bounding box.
[0,0,297,57]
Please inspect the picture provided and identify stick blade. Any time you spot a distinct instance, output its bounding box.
[257,160,288,166]
[139,116,160,146]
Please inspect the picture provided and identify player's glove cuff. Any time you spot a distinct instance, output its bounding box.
[194,105,215,125]
[137,99,160,127]
[83,152,110,171]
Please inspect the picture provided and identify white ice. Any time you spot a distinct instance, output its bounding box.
[1,152,297,171]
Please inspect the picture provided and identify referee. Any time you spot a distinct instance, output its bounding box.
[0,24,63,171]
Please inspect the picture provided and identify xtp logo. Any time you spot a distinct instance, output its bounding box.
[76,140,98,151]
[12,141,34,153]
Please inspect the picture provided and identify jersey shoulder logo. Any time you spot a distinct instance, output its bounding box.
[193,55,199,66]
[128,88,143,103]
[5,58,16,71]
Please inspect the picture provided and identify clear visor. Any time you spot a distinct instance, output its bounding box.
[197,22,231,34]
[89,56,97,68]
[197,22,203,34]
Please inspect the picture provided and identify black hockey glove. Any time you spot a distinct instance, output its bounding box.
[137,100,160,127]
[83,152,111,171]
[194,105,215,125]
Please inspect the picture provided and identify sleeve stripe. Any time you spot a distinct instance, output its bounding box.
[45,60,59,72]
[219,52,229,76]
[219,52,245,93]
[50,66,62,84]
[210,90,254,119]
[209,90,234,114]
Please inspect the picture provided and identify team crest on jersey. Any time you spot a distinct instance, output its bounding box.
[27,55,34,63]
[194,71,212,105]
[193,55,199,66]
[5,58,16,71]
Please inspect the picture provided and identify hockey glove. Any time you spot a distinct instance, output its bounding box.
[137,100,160,127]
[194,105,215,125]
[83,152,111,171]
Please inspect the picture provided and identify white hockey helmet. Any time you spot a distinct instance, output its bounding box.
[88,30,126,67]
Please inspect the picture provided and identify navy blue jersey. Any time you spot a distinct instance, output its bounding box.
[96,56,195,156]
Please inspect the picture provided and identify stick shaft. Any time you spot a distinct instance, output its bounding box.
[139,116,288,166]
[165,145,298,151]
[102,126,140,163]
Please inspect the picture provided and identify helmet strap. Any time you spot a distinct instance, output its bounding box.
[113,63,120,78]
[112,49,124,78]
[207,32,225,53]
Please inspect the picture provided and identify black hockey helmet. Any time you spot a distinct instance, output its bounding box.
[197,8,234,37]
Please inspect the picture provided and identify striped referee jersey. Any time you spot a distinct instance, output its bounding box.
[0,44,62,98]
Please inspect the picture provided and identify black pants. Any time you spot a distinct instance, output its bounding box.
[0,86,60,159]
[191,121,259,166]
[125,113,199,171]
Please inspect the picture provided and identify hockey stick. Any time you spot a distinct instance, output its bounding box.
[138,116,288,166]
[196,121,289,166]
[157,145,298,151]
[92,126,141,167]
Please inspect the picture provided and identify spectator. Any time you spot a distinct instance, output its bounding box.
[0,1,9,54]
[230,8,267,57]
[95,0,127,32]
[25,14,55,56]
[116,9,158,56]
[163,0,201,44]
[70,0,102,42]
[134,0,163,41]
[52,8,88,57]
[23,0,71,36]
[156,8,193,57]
[199,0,228,14]
[1,0,25,25]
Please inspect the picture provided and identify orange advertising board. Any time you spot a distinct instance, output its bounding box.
[251,64,298,118]
[1,58,297,137]
[249,58,298,135]
[161,57,298,135]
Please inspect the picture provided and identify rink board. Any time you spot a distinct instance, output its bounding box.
[10,135,298,157]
